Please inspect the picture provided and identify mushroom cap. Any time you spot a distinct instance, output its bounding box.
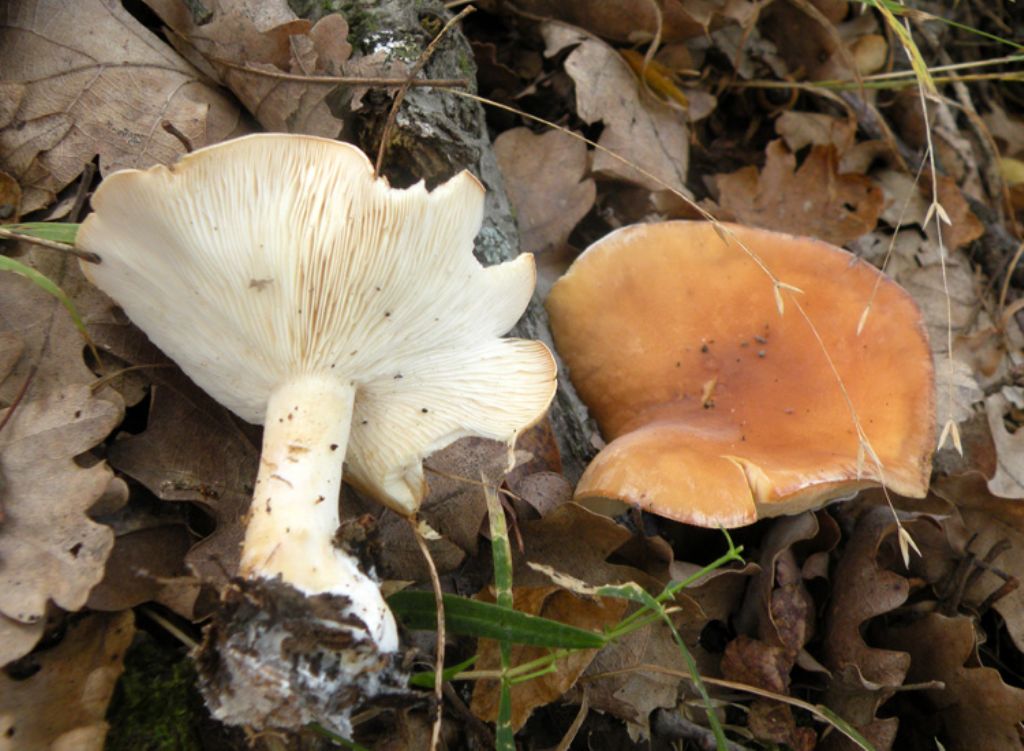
[78,134,556,514]
[546,221,935,528]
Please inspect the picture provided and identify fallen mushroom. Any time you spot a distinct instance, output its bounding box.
[77,134,557,732]
[546,221,934,528]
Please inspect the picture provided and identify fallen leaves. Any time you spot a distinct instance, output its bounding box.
[0,611,134,751]
[881,614,1024,751]
[0,385,123,664]
[715,140,884,246]
[145,0,363,136]
[494,128,595,254]
[0,0,243,214]
[543,22,689,196]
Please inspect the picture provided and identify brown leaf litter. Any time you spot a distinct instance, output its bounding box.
[0,0,244,214]
[0,611,134,751]
[0,385,124,665]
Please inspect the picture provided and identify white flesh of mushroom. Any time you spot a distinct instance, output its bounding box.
[78,134,557,661]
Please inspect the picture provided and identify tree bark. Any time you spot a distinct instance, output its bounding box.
[303,0,598,481]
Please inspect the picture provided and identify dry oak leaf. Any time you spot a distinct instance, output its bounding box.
[715,140,883,246]
[494,128,596,254]
[470,586,628,731]
[107,378,259,589]
[144,0,355,137]
[0,247,124,408]
[542,22,689,196]
[0,0,243,214]
[0,611,134,751]
[819,506,913,751]
[0,385,123,666]
[880,613,1024,751]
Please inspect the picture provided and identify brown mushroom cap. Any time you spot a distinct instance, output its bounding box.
[547,221,935,528]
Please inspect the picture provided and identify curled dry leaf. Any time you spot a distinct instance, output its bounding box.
[470,586,628,731]
[494,128,596,254]
[0,611,134,751]
[144,0,359,136]
[0,385,123,665]
[542,22,690,196]
[880,613,1024,751]
[714,140,884,246]
[0,0,243,213]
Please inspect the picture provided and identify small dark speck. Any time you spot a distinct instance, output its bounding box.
[434,317,440,322]
[287,413,294,420]
[755,335,768,344]
[735,358,741,363]
[350,350,358,356]
[741,435,746,442]
[285,527,291,533]
[361,419,368,425]
[330,443,338,451]
[384,311,391,318]
[68,543,82,558]
[375,286,382,292]
[278,418,284,423]
[757,350,767,358]
[394,373,403,379]
[701,344,709,353]
[421,408,429,413]
[315,495,325,504]
[675,361,681,368]
[74,410,82,418]
[330,363,336,369]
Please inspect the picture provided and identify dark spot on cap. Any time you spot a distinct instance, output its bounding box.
[330,444,338,451]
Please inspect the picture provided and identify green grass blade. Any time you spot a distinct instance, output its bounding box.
[815,706,876,750]
[7,222,81,244]
[388,591,605,648]
[0,256,91,342]
[408,655,478,689]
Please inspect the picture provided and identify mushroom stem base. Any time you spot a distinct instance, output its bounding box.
[197,577,410,736]
[241,373,398,651]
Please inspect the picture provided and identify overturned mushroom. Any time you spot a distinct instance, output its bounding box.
[77,134,557,732]
[547,221,934,528]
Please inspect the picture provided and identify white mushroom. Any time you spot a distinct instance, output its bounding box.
[77,133,557,730]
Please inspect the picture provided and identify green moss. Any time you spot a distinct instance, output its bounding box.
[105,637,205,751]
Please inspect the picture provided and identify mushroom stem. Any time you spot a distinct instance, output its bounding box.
[240,373,398,652]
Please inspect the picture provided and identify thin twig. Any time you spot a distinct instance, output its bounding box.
[68,162,97,223]
[0,227,100,263]
[210,56,468,89]
[408,516,446,751]
[375,6,475,176]
[0,366,37,436]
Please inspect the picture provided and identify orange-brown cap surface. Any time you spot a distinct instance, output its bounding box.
[547,221,935,528]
